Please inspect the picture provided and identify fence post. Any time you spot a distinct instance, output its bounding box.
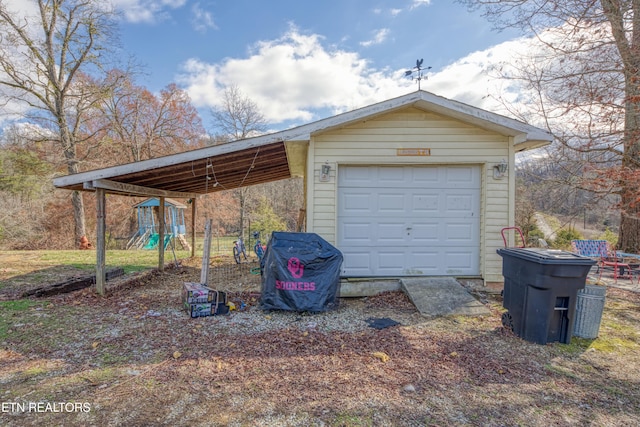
[200,219,213,285]
[96,188,106,295]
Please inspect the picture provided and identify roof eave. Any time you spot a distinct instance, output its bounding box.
[514,138,552,152]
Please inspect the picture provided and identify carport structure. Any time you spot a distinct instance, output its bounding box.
[54,90,553,294]
[53,127,309,294]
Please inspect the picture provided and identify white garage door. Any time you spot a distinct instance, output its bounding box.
[337,165,480,276]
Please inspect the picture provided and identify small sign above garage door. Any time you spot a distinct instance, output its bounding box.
[337,165,481,277]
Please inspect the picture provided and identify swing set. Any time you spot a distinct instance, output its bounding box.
[126,198,191,251]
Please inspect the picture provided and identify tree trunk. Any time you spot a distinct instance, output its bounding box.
[61,121,87,247]
[619,209,640,252]
[72,190,87,248]
[618,72,640,253]
[618,122,640,252]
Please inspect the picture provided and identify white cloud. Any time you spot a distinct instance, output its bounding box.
[410,0,432,9]
[360,28,391,47]
[191,2,217,33]
[426,34,581,136]
[176,28,542,128]
[3,0,38,15]
[177,27,411,124]
[176,28,546,128]
[3,0,187,26]
[427,38,533,112]
[110,0,187,23]
[383,0,429,16]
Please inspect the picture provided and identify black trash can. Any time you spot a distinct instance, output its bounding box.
[497,248,596,345]
[260,232,343,312]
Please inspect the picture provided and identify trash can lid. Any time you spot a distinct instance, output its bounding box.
[497,247,596,265]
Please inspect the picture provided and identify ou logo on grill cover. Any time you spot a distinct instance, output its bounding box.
[287,257,304,278]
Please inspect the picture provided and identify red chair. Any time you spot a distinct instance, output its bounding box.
[501,227,525,248]
[598,243,634,284]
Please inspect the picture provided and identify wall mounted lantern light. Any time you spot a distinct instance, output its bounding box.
[493,159,508,179]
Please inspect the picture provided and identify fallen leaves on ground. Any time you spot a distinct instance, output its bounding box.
[0,259,639,427]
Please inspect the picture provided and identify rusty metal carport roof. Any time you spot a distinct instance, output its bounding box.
[52,138,299,198]
[53,90,553,197]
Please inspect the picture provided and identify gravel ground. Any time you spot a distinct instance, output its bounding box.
[102,258,429,336]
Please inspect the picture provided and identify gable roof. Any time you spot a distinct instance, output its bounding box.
[53,90,553,198]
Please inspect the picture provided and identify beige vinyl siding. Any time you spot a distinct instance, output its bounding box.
[483,162,511,282]
[307,106,513,281]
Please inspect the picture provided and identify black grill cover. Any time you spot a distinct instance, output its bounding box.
[260,232,343,312]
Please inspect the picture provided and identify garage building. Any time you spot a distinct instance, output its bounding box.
[53,90,553,291]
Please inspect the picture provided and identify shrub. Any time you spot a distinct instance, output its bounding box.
[524,224,546,247]
[250,197,288,243]
[596,228,618,247]
[552,228,584,250]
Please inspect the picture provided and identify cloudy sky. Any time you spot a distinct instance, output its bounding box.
[5,0,531,130]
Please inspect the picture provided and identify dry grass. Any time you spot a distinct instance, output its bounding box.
[0,255,639,426]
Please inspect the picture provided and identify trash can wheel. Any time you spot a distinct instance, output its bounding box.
[501,312,514,332]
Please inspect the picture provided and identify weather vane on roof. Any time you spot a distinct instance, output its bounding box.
[404,58,431,90]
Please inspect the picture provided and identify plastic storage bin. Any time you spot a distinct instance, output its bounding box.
[497,248,595,345]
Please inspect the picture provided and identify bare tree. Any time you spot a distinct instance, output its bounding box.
[460,0,640,252]
[97,76,205,164]
[209,85,268,239]
[209,84,267,142]
[0,0,120,247]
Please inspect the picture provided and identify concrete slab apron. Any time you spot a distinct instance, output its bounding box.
[401,277,490,317]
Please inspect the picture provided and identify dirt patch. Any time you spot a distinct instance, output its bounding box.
[1,258,639,426]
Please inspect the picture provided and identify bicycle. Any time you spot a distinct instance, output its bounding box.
[233,235,248,264]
